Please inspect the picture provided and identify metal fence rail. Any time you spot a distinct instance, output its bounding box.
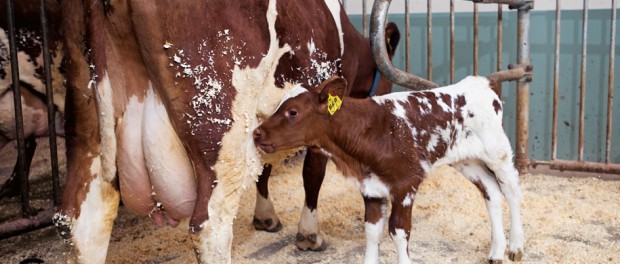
[0,0,60,239]
[352,0,617,176]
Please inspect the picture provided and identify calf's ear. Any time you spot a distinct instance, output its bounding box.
[316,76,347,114]
[385,22,401,60]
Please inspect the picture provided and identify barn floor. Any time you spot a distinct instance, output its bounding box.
[0,138,619,263]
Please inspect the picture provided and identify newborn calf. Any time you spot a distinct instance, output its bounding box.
[254,76,524,264]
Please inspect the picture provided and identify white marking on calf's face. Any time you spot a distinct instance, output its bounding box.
[273,84,307,113]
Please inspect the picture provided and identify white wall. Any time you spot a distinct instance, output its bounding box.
[342,0,617,14]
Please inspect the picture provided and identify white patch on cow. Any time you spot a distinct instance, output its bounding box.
[254,191,278,226]
[360,174,390,199]
[319,148,333,159]
[401,192,416,207]
[372,91,410,106]
[364,216,386,264]
[298,205,319,236]
[71,156,120,264]
[391,228,411,264]
[142,85,196,219]
[273,84,307,113]
[193,0,293,262]
[95,73,117,183]
[426,133,439,152]
[307,38,316,56]
[324,0,344,56]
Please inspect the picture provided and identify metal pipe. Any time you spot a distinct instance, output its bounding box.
[363,0,368,37]
[39,0,60,206]
[578,0,588,161]
[606,0,616,163]
[546,159,620,175]
[467,0,528,5]
[370,0,439,90]
[427,0,433,81]
[450,0,455,83]
[7,0,31,215]
[0,208,55,239]
[473,3,479,75]
[515,4,531,174]
[487,66,528,84]
[552,0,561,161]
[405,0,410,73]
[497,4,503,72]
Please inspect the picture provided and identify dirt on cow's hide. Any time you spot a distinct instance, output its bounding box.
[0,137,619,263]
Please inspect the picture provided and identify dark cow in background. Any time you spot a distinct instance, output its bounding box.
[54,0,398,263]
[0,0,64,197]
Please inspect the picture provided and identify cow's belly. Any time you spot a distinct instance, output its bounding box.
[117,86,196,223]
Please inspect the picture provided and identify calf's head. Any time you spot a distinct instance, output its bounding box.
[254,77,347,154]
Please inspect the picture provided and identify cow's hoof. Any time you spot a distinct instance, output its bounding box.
[509,249,524,262]
[252,217,283,232]
[488,259,503,264]
[295,232,326,251]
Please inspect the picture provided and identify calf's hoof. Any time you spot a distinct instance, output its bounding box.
[509,249,524,262]
[488,259,502,264]
[252,217,283,233]
[295,232,326,251]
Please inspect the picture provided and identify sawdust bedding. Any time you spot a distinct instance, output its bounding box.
[1,139,619,263]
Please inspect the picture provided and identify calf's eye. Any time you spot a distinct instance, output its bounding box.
[287,110,298,117]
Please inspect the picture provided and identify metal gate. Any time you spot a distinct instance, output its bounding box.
[0,0,61,238]
[346,0,619,177]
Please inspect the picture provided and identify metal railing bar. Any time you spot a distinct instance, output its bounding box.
[497,4,503,72]
[39,0,60,206]
[427,0,432,81]
[473,2,479,75]
[405,0,410,73]
[6,0,31,216]
[450,0,455,83]
[552,0,561,161]
[515,3,531,174]
[606,0,616,164]
[363,0,368,37]
[578,0,588,162]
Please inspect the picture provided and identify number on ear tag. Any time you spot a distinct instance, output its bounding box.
[327,94,342,115]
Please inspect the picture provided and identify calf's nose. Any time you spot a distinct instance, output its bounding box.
[253,127,263,141]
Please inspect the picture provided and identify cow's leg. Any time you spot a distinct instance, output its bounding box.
[296,148,328,251]
[483,158,524,262]
[389,191,414,264]
[53,77,120,264]
[452,160,507,263]
[253,164,283,232]
[363,197,388,264]
[0,136,36,200]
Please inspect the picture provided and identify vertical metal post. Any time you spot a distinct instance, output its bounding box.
[473,2,479,75]
[427,0,432,81]
[405,0,410,73]
[450,0,455,83]
[39,0,60,205]
[552,0,561,161]
[6,0,31,215]
[363,0,368,37]
[515,3,531,174]
[606,0,616,163]
[497,5,503,72]
[578,0,588,161]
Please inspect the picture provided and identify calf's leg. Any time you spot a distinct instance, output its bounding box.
[453,160,507,262]
[363,197,387,264]
[389,192,414,264]
[296,148,328,251]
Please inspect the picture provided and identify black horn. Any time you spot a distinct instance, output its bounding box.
[370,0,439,90]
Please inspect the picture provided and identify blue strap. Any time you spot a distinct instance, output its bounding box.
[368,70,381,97]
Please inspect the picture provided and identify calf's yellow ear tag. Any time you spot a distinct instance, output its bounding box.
[327,93,342,115]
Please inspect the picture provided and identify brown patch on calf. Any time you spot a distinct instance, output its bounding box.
[472,179,490,200]
[493,99,502,114]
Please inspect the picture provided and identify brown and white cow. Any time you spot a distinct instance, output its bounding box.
[254,76,525,263]
[53,0,398,263]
